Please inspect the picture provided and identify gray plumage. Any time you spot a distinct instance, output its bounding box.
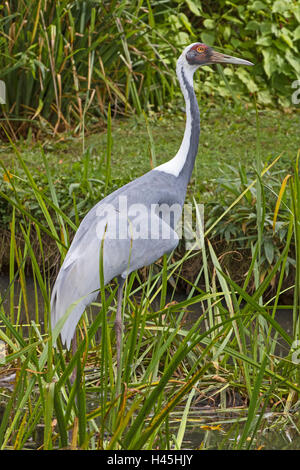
[51,42,253,350]
[51,171,183,347]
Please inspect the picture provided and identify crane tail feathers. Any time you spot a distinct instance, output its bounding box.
[50,268,98,350]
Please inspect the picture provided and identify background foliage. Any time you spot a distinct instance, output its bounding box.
[0,0,299,138]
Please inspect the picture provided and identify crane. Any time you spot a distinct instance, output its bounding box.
[51,43,253,369]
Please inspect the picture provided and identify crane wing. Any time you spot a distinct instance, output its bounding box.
[51,204,180,348]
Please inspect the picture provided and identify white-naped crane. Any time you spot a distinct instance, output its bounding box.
[51,43,253,370]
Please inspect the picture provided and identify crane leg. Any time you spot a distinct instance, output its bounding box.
[115,276,125,371]
[70,334,77,384]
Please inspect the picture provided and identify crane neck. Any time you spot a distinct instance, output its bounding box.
[155,57,200,186]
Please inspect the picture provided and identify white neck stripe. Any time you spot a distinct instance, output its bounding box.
[154,55,197,177]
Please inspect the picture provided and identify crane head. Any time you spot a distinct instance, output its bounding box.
[186,43,254,67]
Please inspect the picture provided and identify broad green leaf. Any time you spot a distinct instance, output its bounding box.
[185,0,202,16]
[246,21,261,31]
[272,0,292,13]
[280,32,293,49]
[203,19,215,30]
[179,13,194,35]
[236,69,259,93]
[294,25,300,41]
[250,1,268,11]
[223,25,231,41]
[257,89,273,105]
[292,4,300,22]
[264,239,275,265]
[286,49,300,74]
[262,48,276,78]
[201,31,215,46]
[256,35,272,47]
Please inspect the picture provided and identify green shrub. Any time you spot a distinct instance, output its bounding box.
[0,1,299,138]
[163,0,300,107]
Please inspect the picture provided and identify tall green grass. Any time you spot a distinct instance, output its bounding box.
[0,0,175,139]
[0,124,299,449]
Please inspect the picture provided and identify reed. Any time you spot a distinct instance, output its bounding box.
[0,0,174,139]
[0,128,299,449]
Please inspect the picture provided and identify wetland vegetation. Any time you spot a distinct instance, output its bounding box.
[0,0,300,450]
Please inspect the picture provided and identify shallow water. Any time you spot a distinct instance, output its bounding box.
[180,409,300,450]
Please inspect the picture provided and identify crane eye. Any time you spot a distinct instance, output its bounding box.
[197,46,205,53]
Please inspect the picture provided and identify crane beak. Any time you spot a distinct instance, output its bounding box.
[210,51,254,66]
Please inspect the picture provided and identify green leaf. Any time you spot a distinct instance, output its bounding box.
[203,19,215,30]
[280,32,293,49]
[223,14,243,25]
[250,1,268,11]
[201,31,215,46]
[262,48,276,78]
[272,0,292,14]
[294,25,300,41]
[177,31,190,47]
[179,13,194,35]
[292,4,300,22]
[257,89,273,105]
[259,22,273,35]
[256,35,272,47]
[246,21,261,31]
[264,239,275,265]
[236,69,259,93]
[44,382,55,450]
[185,0,202,16]
[223,25,231,41]
[285,49,300,74]
[231,38,242,49]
